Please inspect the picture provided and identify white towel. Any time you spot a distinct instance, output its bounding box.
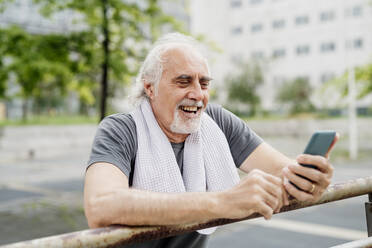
[131,99,240,234]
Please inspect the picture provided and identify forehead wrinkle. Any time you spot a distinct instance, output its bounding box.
[161,45,209,78]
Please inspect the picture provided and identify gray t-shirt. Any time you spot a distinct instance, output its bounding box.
[87,104,263,248]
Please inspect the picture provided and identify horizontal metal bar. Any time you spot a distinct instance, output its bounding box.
[329,237,372,248]
[2,176,372,248]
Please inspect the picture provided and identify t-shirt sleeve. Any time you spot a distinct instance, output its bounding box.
[86,113,137,178]
[206,104,263,168]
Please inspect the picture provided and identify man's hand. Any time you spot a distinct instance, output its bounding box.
[282,155,334,201]
[219,169,285,220]
[282,134,339,202]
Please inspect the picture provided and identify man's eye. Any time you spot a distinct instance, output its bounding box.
[177,81,189,85]
[200,81,210,88]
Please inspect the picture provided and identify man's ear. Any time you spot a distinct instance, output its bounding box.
[144,82,155,99]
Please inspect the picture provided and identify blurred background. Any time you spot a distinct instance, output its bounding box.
[0,0,371,247]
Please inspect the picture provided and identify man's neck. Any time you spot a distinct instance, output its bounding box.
[149,101,190,143]
[161,127,189,143]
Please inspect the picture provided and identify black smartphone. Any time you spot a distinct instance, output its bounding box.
[300,130,336,169]
[291,130,336,190]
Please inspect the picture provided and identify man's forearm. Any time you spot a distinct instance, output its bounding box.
[84,162,285,228]
[86,188,222,228]
[240,142,294,177]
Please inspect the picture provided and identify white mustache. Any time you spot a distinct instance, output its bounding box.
[177,99,204,108]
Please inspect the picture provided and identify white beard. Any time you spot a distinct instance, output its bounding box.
[170,99,204,134]
[170,109,201,134]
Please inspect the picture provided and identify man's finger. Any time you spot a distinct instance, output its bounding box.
[259,171,283,187]
[254,175,283,207]
[296,154,331,174]
[284,179,314,202]
[257,201,274,220]
[283,167,314,192]
[282,181,289,206]
[287,164,328,187]
[258,186,281,212]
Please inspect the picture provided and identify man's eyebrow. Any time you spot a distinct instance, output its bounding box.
[173,74,213,81]
[201,76,213,81]
[174,74,192,80]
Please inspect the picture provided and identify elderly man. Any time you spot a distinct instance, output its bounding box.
[84,33,337,247]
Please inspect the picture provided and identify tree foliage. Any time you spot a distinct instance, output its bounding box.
[357,63,372,97]
[226,62,262,116]
[33,0,184,119]
[276,77,315,115]
[0,26,73,119]
[0,0,184,120]
[320,63,372,109]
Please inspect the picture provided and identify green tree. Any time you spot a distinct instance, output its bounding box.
[276,77,315,115]
[0,26,73,120]
[356,63,372,97]
[226,62,262,116]
[325,64,372,97]
[33,0,184,120]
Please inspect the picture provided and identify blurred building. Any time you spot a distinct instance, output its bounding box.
[0,0,77,34]
[189,0,372,111]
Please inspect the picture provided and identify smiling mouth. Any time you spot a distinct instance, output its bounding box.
[179,106,202,114]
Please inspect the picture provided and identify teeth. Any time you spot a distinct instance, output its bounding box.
[181,106,198,112]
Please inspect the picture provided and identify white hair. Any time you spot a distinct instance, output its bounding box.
[129,32,210,106]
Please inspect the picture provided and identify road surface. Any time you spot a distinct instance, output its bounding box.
[0,155,370,247]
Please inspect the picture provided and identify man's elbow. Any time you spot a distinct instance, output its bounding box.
[84,196,110,228]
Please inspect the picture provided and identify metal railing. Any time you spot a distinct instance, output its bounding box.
[1,176,372,248]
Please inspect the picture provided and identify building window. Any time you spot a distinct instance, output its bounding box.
[230,0,242,8]
[251,51,264,59]
[320,11,335,22]
[251,23,263,33]
[250,0,263,5]
[320,42,335,53]
[231,26,243,35]
[272,19,285,29]
[231,54,243,64]
[295,15,309,25]
[353,38,363,49]
[272,48,286,58]
[15,0,22,7]
[296,45,310,56]
[320,72,335,83]
[352,6,363,17]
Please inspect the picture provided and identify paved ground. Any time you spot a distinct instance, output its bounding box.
[0,152,370,247]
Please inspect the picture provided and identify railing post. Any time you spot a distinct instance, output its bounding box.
[366,193,372,237]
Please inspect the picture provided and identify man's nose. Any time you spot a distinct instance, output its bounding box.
[187,81,203,101]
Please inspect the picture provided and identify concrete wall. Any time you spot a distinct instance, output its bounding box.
[247,118,372,156]
[0,125,96,162]
[0,118,371,162]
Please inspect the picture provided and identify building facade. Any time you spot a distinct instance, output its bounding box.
[0,0,77,34]
[189,0,372,110]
